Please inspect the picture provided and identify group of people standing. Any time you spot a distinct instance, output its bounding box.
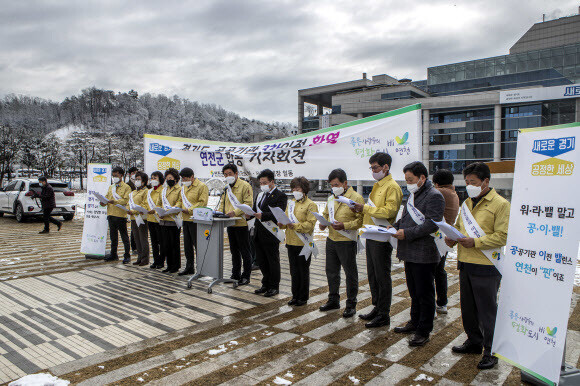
[100,151,509,371]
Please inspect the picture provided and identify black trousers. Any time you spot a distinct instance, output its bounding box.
[255,232,280,290]
[183,221,197,272]
[160,225,181,271]
[287,244,311,301]
[148,222,164,267]
[42,207,61,231]
[435,253,448,307]
[108,216,130,260]
[366,240,393,318]
[459,264,501,356]
[404,261,437,337]
[131,230,137,252]
[131,220,149,264]
[227,226,252,280]
[326,238,358,308]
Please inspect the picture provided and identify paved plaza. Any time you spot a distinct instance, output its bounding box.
[0,216,578,385]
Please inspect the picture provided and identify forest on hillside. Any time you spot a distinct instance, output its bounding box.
[0,87,293,187]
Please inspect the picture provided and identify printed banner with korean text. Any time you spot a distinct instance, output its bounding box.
[80,163,112,256]
[144,104,422,181]
[492,122,580,385]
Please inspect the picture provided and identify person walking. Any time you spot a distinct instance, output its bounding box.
[37,176,62,234]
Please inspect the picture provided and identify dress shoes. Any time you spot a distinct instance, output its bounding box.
[477,355,498,370]
[264,289,279,297]
[365,316,390,328]
[393,321,417,334]
[408,334,430,347]
[342,307,356,318]
[359,308,378,321]
[452,341,483,354]
[238,278,250,286]
[319,302,340,312]
[255,287,268,294]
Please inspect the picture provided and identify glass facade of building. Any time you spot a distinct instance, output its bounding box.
[501,100,576,159]
[429,109,495,174]
[427,43,580,96]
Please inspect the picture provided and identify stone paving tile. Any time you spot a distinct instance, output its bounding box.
[1,216,579,384]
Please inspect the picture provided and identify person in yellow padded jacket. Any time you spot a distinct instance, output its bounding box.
[156,168,182,274]
[101,166,132,263]
[278,176,318,307]
[178,167,209,276]
[127,171,150,266]
[218,163,254,285]
[146,171,165,269]
[445,162,510,371]
[352,152,402,328]
[319,168,364,318]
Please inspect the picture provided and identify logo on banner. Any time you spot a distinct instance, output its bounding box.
[531,136,575,176]
[149,143,172,156]
[395,132,409,145]
[204,229,210,240]
[547,326,557,337]
[157,156,181,171]
[492,251,501,260]
[92,167,108,182]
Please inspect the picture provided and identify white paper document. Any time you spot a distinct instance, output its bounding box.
[92,191,109,204]
[114,204,130,212]
[311,211,332,226]
[432,219,466,241]
[154,207,182,217]
[335,196,356,207]
[130,204,149,215]
[234,203,256,216]
[269,206,293,225]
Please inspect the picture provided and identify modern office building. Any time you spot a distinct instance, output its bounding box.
[298,13,580,197]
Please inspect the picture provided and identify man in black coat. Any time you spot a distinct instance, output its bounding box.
[251,169,287,297]
[390,162,445,347]
[38,176,62,234]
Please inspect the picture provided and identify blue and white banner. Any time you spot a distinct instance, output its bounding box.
[492,122,580,385]
[80,163,111,256]
[143,104,422,181]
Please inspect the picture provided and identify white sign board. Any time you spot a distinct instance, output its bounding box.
[492,122,580,385]
[500,83,580,104]
[80,163,111,256]
[144,104,422,181]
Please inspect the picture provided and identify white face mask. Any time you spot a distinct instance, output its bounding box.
[150,180,159,187]
[225,176,236,185]
[466,184,482,198]
[407,183,419,194]
[260,184,270,193]
[332,186,345,196]
[135,180,142,188]
[182,180,192,187]
[292,191,304,201]
[112,177,120,184]
[372,170,386,181]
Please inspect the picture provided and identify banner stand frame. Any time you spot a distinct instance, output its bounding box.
[521,341,580,385]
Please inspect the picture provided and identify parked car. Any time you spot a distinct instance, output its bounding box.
[0,178,76,222]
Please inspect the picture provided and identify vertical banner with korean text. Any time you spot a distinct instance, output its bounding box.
[144,104,422,181]
[80,163,111,256]
[492,122,580,385]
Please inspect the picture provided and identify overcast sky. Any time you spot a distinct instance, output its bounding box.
[0,0,577,124]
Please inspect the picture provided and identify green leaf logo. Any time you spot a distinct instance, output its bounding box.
[396,132,409,145]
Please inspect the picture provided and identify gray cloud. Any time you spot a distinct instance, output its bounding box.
[0,0,578,124]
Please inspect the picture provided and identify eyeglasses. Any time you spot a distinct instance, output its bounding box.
[369,165,383,172]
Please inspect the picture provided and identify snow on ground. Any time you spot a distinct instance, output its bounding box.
[9,373,69,386]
